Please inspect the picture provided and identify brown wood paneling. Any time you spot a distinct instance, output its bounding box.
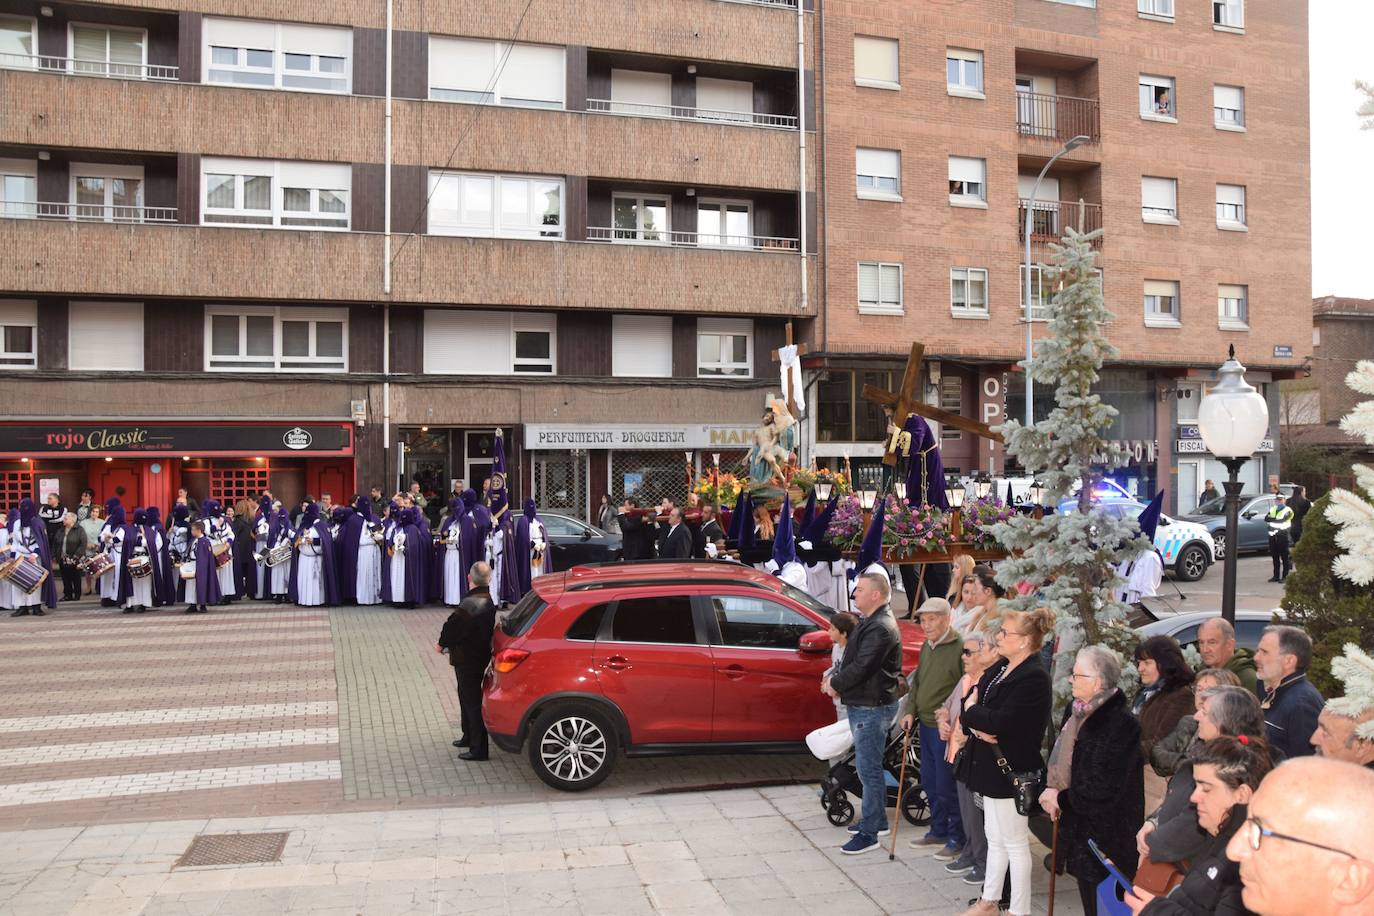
[352,27,386,98]
[389,306,423,374]
[390,164,427,236]
[142,300,201,372]
[753,318,785,379]
[144,157,177,210]
[351,163,384,233]
[353,420,385,495]
[565,45,587,112]
[555,312,609,377]
[587,56,610,101]
[392,31,427,100]
[672,316,695,379]
[565,175,587,242]
[36,159,66,205]
[349,303,383,372]
[177,12,201,83]
[36,297,66,370]
[176,153,200,224]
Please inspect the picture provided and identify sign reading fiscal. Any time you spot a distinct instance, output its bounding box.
[0,423,353,456]
[1176,437,1274,454]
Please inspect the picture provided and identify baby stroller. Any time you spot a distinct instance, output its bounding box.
[818,721,930,828]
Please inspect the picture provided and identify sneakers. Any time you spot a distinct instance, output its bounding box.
[841,833,881,855]
[933,843,965,862]
[944,854,976,875]
[847,824,891,837]
[907,832,948,850]
[963,866,987,886]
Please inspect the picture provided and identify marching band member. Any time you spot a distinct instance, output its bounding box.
[288,502,337,608]
[7,498,57,615]
[121,508,156,615]
[269,504,293,603]
[347,496,384,606]
[144,506,172,607]
[251,496,273,600]
[168,504,192,604]
[383,506,426,609]
[512,499,552,599]
[183,520,220,614]
[328,504,354,601]
[97,498,123,607]
[202,500,237,604]
[0,509,15,614]
[437,496,467,606]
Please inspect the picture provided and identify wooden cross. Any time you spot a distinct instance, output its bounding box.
[770,321,809,418]
[861,342,1004,467]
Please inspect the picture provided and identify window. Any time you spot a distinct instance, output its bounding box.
[429,36,564,109]
[0,300,36,368]
[853,35,899,88]
[697,318,753,378]
[609,596,698,645]
[206,307,347,372]
[1138,0,1174,17]
[565,604,608,641]
[609,68,670,116]
[612,315,673,378]
[209,467,270,505]
[817,369,896,443]
[201,158,349,230]
[69,301,144,370]
[858,262,902,314]
[946,48,983,96]
[950,268,989,316]
[697,199,752,247]
[1142,176,1179,224]
[0,157,36,219]
[696,77,754,122]
[1020,264,1052,321]
[428,171,563,239]
[1218,284,1248,328]
[423,310,556,375]
[1144,280,1181,326]
[0,15,36,69]
[70,24,145,78]
[1139,74,1176,119]
[204,18,351,93]
[1216,183,1246,228]
[709,595,818,649]
[1213,0,1244,29]
[948,157,986,205]
[611,193,670,243]
[1214,85,1245,128]
[856,148,900,200]
[940,377,963,440]
[70,163,144,222]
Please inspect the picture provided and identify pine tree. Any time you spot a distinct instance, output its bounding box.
[990,226,1152,704]
[1325,360,1374,585]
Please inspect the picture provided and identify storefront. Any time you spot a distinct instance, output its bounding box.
[0,421,355,511]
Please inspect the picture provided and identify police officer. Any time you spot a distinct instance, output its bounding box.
[1265,492,1294,582]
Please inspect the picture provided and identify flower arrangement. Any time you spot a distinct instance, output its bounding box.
[694,471,744,506]
[884,497,950,558]
[825,494,866,550]
[962,496,1016,549]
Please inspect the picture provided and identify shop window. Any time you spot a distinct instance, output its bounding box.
[610,451,689,507]
[0,299,37,368]
[206,306,348,372]
[202,158,350,231]
[428,171,563,239]
[696,318,753,378]
[429,36,564,108]
[211,466,270,503]
[204,18,351,93]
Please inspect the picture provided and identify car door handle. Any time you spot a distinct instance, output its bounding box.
[722,664,746,680]
[604,655,629,671]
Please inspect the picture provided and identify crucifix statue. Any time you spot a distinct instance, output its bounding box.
[770,321,809,419]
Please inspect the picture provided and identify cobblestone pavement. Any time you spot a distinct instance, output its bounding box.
[0,785,1084,916]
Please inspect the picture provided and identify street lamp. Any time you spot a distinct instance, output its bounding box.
[815,480,833,501]
[1023,133,1091,428]
[946,477,966,540]
[1197,345,1271,625]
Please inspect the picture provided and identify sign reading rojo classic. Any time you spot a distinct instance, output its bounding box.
[0,423,353,456]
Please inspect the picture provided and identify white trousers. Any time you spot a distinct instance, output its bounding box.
[982,795,1032,916]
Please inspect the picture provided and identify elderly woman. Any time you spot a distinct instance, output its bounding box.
[1041,645,1145,916]
[1134,636,1197,810]
[1149,668,1242,778]
[1137,684,1268,868]
[1125,736,1273,915]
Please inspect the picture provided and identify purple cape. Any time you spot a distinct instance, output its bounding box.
[495,516,521,605]
[189,535,223,605]
[902,415,949,509]
[335,510,364,603]
[12,520,58,609]
[512,512,552,599]
[381,520,428,604]
[288,519,339,606]
[113,522,137,604]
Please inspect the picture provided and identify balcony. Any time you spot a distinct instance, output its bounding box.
[587,227,798,251]
[1017,198,1103,248]
[1014,92,1100,144]
[586,98,797,130]
[6,201,176,222]
[0,52,177,81]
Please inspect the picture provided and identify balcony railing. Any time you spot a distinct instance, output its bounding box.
[1017,199,1103,247]
[1014,92,1100,144]
[716,0,798,7]
[586,98,798,130]
[2,201,178,223]
[587,226,799,251]
[0,51,178,81]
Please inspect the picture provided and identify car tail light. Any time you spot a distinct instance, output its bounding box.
[493,648,531,674]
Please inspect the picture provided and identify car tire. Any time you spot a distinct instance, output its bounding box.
[1174,543,1210,582]
[527,703,620,792]
[1211,533,1227,561]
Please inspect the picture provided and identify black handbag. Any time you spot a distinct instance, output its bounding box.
[993,743,1045,817]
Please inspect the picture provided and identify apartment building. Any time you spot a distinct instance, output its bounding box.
[0,0,817,517]
[808,0,1310,514]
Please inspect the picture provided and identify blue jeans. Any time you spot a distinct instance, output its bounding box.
[849,702,898,837]
[919,722,965,847]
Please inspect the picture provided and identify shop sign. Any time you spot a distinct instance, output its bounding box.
[1179,425,1201,439]
[1107,439,1158,464]
[0,423,352,456]
[1176,438,1274,455]
[524,424,758,450]
[1273,345,1293,358]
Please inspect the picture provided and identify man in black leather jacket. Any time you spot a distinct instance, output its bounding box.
[437,561,497,761]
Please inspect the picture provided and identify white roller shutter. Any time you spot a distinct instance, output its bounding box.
[1144,280,1179,297]
[501,42,563,106]
[696,77,753,117]
[858,264,879,302]
[853,35,898,84]
[1142,177,1177,211]
[204,17,276,50]
[612,315,672,378]
[69,301,143,370]
[856,148,899,179]
[424,309,509,374]
[879,265,901,304]
[1216,184,1245,206]
[71,26,107,63]
[278,161,349,190]
[611,69,671,112]
[1214,85,1242,110]
[278,22,350,57]
[429,36,496,95]
[949,157,985,184]
[1017,175,1059,200]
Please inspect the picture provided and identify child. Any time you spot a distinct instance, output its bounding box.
[824,612,859,721]
[184,521,221,615]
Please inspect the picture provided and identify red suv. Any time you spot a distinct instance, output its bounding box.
[484,562,925,791]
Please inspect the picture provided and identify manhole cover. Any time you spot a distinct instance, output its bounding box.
[175,832,289,868]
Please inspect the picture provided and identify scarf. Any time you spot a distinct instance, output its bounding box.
[1132,679,1162,716]
[1047,687,1119,791]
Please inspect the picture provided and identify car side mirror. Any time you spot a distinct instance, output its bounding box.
[799,630,833,654]
[580,529,592,541]
[1241,511,1255,519]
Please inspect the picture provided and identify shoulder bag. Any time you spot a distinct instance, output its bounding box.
[993,742,1046,817]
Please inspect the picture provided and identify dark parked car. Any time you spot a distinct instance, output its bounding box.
[1181,494,1281,560]
[541,513,622,571]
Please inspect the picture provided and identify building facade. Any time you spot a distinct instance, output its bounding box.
[0,0,817,518]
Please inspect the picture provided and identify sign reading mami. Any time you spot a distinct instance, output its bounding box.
[525,424,757,450]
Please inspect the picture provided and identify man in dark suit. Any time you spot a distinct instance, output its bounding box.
[694,504,725,558]
[616,498,657,561]
[437,561,497,761]
[660,507,693,560]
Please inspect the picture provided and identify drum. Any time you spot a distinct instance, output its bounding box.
[1,555,49,595]
[214,547,233,569]
[128,555,152,579]
[82,553,116,579]
[265,544,292,568]
[211,542,229,557]
[180,561,197,580]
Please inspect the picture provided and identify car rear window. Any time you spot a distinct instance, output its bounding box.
[609,596,697,644]
[566,603,609,641]
[501,590,549,637]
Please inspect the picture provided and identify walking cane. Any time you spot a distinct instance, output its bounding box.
[1047,815,1061,916]
[889,721,915,861]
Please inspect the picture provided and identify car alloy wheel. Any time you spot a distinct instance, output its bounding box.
[1176,544,1209,582]
[1211,533,1227,560]
[528,705,618,791]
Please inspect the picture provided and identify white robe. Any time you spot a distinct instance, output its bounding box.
[441,524,464,605]
[209,518,235,598]
[0,527,13,610]
[123,530,157,609]
[389,530,409,603]
[486,529,505,601]
[269,527,292,595]
[1115,550,1164,604]
[98,526,122,601]
[528,519,549,582]
[356,523,382,605]
[295,528,326,606]
[806,559,853,615]
[9,523,45,608]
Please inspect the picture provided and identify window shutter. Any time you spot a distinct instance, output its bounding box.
[278,22,350,57]
[278,161,350,192]
[204,18,276,50]
[1144,280,1178,298]
[949,157,985,183]
[430,36,496,94]
[423,309,509,374]
[856,148,898,179]
[0,299,36,326]
[501,43,564,105]
[879,265,901,304]
[612,315,673,378]
[1214,85,1242,110]
[610,69,671,108]
[72,27,107,63]
[696,77,753,115]
[108,29,144,66]
[1218,284,1246,300]
[1018,175,1059,200]
[853,35,898,84]
[69,302,143,370]
[1216,184,1245,205]
[1142,177,1177,210]
[858,263,879,302]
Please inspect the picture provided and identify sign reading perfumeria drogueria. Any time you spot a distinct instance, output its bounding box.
[524,423,758,450]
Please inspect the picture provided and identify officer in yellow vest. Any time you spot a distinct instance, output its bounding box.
[1265,492,1295,582]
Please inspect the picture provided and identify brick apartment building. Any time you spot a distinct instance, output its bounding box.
[0,0,1310,520]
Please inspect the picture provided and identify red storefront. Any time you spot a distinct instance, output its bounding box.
[0,421,355,511]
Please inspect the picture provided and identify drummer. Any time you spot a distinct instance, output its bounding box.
[122,508,157,615]
[99,503,128,608]
[202,499,237,605]
[268,503,293,604]
[0,509,15,614]
[8,498,58,616]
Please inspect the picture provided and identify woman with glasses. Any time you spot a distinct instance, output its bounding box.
[957,608,1055,916]
[1150,668,1242,779]
[1124,735,1272,915]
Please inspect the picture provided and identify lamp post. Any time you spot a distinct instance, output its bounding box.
[1197,345,1270,625]
[1023,134,1091,428]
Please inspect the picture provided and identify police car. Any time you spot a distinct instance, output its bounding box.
[1054,496,1217,582]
